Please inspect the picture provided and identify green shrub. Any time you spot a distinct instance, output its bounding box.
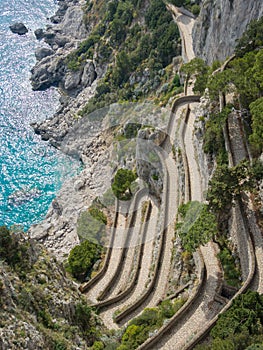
[178,202,217,252]
[218,247,241,287]
[112,168,137,200]
[191,4,200,16]
[211,291,263,340]
[74,302,92,331]
[66,240,102,281]
[249,97,263,154]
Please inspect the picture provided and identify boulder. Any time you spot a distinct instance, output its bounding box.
[9,22,28,35]
[30,56,65,90]
[34,28,44,40]
[35,47,54,61]
[81,60,97,87]
[64,70,82,91]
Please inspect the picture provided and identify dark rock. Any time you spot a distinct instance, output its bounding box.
[52,199,63,216]
[9,22,28,35]
[34,28,44,40]
[43,31,55,40]
[41,134,50,141]
[53,34,70,48]
[35,47,54,61]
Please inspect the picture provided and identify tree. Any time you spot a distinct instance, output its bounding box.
[246,345,263,350]
[178,202,217,252]
[211,291,263,340]
[0,226,12,254]
[112,168,137,200]
[235,17,263,57]
[249,97,263,153]
[181,58,209,93]
[66,240,102,281]
[111,51,131,87]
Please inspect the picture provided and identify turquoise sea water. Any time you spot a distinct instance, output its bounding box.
[0,0,80,230]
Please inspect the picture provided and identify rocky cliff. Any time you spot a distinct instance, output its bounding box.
[0,228,101,349]
[193,0,263,64]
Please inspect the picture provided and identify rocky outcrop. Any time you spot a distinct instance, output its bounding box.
[30,0,94,93]
[0,233,99,349]
[35,46,55,61]
[30,0,100,150]
[9,22,28,35]
[193,0,263,64]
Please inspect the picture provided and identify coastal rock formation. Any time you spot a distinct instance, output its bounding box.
[9,22,28,35]
[30,0,90,93]
[193,0,263,64]
[35,46,54,61]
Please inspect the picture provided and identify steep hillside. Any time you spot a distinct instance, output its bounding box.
[0,226,102,350]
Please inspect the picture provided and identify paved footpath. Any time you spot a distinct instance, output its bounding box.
[100,204,159,329]
[153,242,223,350]
[86,213,127,303]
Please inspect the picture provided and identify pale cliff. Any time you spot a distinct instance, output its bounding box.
[193,0,263,64]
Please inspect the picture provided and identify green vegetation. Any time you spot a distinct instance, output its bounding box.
[207,48,263,106]
[77,205,107,244]
[177,202,217,253]
[218,246,241,287]
[112,168,137,200]
[203,105,232,164]
[73,0,182,116]
[235,16,263,57]
[195,291,263,350]
[0,225,32,276]
[207,160,263,215]
[117,298,186,349]
[249,97,263,154]
[66,239,102,282]
[170,0,201,16]
[180,57,209,94]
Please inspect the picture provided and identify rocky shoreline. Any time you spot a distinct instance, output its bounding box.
[29,0,111,259]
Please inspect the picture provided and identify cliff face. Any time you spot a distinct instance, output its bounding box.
[193,0,263,64]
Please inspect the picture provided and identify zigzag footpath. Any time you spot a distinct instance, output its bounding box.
[114,146,172,324]
[79,200,120,294]
[138,95,225,350]
[84,209,127,303]
[96,188,151,301]
[97,202,159,329]
[114,96,204,326]
[169,65,259,349]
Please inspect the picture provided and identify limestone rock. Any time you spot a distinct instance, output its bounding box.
[64,69,82,91]
[81,60,97,87]
[30,55,65,90]
[193,0,263,64]
[35,47,54,61]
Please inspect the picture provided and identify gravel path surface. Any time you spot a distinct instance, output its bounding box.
[108,197,145,298]
[228,111,263,293]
